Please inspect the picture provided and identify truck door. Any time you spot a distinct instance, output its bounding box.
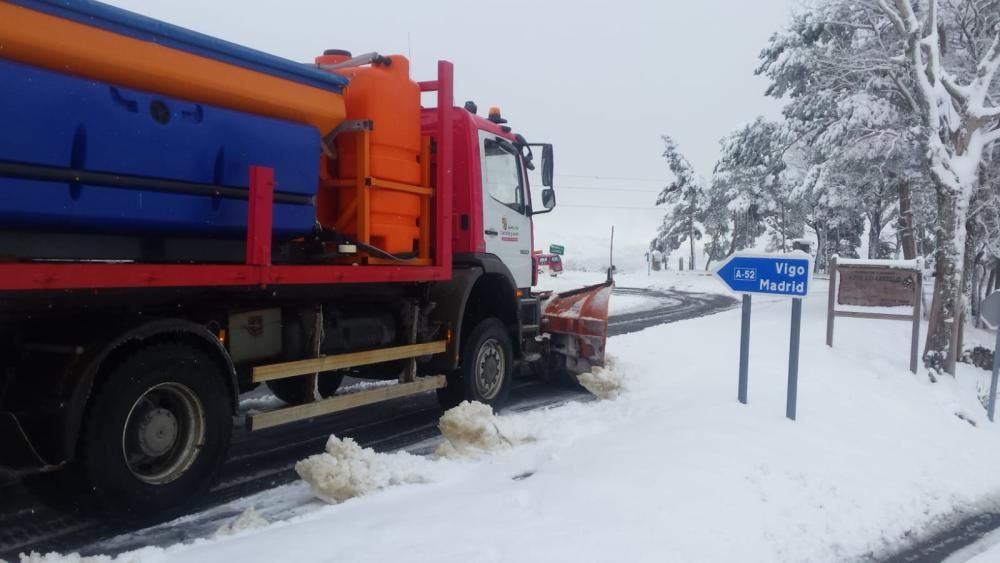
[479,131,532,288]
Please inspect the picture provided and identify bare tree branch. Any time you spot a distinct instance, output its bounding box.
[878,0,907,33]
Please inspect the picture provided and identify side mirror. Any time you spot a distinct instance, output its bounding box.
[541,144,554,187]
[541,187,556,210]
[515,134,535,171]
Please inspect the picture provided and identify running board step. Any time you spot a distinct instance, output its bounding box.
[249,375,447,431]
[251,340,448,383]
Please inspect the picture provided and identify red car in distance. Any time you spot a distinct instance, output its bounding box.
[535,252,564,276]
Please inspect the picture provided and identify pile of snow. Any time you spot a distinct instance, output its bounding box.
[294,436,431,504]
[577,359,626,400]
[435,401,535,458]
[213,507,268,538]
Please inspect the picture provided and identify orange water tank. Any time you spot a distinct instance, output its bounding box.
[315,51,422,255]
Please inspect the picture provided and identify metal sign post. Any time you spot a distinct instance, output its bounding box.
[787,298,802,420]
[738,294,751,404]
[714,251,813,420]
[980,291,1000,422]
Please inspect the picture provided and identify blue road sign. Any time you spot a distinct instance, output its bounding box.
[714,253,812,298]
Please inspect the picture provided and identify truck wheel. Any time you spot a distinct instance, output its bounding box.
[266,377,313,404]
[317,373,345,398]
[437,318,512,410]
[267,373,344,403]
[79,342,233,516]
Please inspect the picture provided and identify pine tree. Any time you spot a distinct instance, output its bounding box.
[652,136,705,269]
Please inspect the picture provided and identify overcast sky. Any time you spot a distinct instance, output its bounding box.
[105,0,798,268]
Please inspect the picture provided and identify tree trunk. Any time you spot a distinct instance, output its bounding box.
[688,218,696,271]
[922,188,963,375]
[956,219,977,358]
[867,212,882,259]
[898,181,917,260]
[811,222,827,273]
[780,204,787,251]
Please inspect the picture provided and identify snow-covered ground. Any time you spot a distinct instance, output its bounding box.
[21,274,1000,563]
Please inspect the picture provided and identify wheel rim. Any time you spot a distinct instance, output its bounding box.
[474,338,505,401]
[121,382,206,485]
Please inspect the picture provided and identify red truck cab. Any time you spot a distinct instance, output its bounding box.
[425,103,555,289]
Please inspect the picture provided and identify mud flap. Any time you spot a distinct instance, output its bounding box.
[541,280,614,374]
[0,411,54,477]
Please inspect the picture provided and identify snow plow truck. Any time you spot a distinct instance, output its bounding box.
[0,0,613,515]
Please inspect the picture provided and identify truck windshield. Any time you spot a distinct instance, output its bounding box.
[483,138,525,214]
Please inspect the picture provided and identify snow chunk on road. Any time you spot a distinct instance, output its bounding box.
[577,359,625,400]
[295,436,431,504]
[436,401,535,458]
[214,507,268,538]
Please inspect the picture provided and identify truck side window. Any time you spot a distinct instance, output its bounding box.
[483,138,525,214]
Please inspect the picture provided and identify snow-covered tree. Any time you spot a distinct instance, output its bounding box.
[871,0,1000,372]
[713,118,803,252]
[755,0,1000,373]
[700,180,734,269]
[652,136,706,270]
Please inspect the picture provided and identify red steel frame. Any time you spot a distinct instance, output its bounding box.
[0,61,455,292]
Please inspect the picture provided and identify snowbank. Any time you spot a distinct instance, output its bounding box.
[436,401,535,458]
[294,436,432,504]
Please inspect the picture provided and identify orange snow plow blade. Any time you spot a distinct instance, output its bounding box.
[542,279,614,374]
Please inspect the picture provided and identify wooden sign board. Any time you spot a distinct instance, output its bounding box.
[837,267,919,308]
[826,257,922,373]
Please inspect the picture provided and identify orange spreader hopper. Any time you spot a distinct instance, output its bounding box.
[316,52,424,256]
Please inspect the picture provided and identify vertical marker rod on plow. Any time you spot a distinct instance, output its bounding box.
[787,298,803,421]
[738,294,751,404]
[990,327,1000,422]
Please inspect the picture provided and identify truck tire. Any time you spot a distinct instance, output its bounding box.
[437,318,512,410]
[267,373,344,403]
[78,341,233,516]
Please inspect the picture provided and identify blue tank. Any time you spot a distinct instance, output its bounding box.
[0,58,320,238]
